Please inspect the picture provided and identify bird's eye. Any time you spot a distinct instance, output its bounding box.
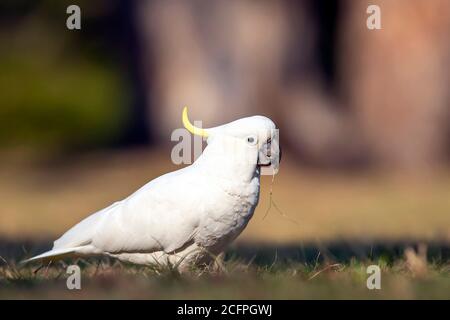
[247,136,257,145]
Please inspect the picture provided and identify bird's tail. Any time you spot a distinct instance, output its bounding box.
[21,246,86,264]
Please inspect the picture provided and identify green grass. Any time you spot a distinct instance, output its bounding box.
[0,255,449,299]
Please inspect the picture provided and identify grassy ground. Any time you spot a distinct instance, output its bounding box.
[1,253,449,299]
[0,148,449,299]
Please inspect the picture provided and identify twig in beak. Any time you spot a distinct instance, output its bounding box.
[262,171,299,225]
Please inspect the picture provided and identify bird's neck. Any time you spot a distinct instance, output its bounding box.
[194,135,259,184]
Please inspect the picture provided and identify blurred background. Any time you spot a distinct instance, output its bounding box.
[0,0,450,254]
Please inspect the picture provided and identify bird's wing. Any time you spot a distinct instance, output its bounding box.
[52,166,205,255]
[52,201,120,249]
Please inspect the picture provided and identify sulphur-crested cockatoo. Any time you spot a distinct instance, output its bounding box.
[25,107,280,269]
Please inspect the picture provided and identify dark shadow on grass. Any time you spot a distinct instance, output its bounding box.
[226,240,450,266]
[0,237,449,266]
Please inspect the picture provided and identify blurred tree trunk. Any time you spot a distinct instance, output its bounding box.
[118,0,153,145]
[135,0,291,139]
[339,0,450,171]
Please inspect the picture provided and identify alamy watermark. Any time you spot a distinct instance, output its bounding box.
[366,265,381,290]
[367,5,382,30]
[66,265,81,290]
[66,5,81,30]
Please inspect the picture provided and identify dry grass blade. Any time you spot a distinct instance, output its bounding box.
[308,263,343,280]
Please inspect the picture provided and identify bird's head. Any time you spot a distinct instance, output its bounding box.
[182,107,281,174]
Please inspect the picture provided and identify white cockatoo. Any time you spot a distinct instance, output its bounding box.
[25,107,281,269]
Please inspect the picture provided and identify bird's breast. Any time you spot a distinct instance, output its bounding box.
[195,175,260,252]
